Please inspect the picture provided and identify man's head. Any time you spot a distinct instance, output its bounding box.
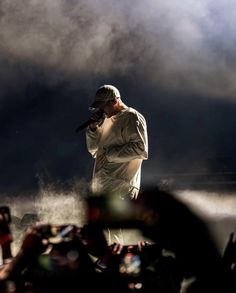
[90,84,121,110]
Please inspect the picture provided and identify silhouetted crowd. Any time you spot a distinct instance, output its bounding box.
[0,187,236,293]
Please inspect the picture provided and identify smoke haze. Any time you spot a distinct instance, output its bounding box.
[1,0,236,98]
[1,0,236,195]
[1,188,236,255]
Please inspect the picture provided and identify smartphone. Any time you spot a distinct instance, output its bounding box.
[0,206,11,224]
[119,246,142,277]
[49,225,76,244]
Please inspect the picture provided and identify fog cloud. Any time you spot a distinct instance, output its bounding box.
[1,0,236,99]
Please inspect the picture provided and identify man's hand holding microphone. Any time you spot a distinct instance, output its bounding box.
[76,109,105,132]
[88,109,105,132]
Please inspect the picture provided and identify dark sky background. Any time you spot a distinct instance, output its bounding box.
[1,0,236,196]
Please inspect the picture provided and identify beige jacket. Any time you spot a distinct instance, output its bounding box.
[86,107,148,199]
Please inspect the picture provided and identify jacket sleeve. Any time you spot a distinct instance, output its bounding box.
[105,112,148,163]
[86,127,102,158]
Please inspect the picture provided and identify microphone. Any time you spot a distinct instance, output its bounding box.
[75,120,93,132]
[75,109,105,132]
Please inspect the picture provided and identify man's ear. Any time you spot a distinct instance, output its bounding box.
[111,98,117,105]
[107,97,118,106]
